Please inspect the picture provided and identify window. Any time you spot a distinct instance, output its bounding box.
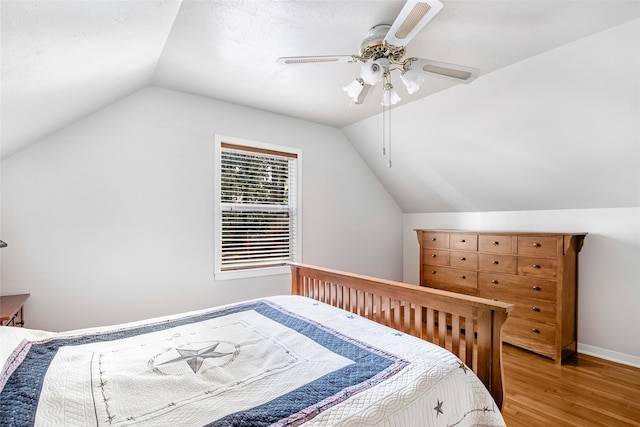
[214,136,301,279]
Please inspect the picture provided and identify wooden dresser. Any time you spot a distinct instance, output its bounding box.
[416,229,586,363]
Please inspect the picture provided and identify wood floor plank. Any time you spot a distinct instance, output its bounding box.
[501,344,640,426]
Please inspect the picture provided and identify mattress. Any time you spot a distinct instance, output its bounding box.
[0,295,506,426]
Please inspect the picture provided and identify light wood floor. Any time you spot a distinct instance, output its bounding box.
[501,344,640,426]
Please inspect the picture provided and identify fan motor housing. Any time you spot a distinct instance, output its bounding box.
[358,24,405,62]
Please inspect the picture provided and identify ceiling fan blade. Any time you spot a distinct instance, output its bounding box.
[412,59,479,83]
[277,55,354,65]
[383,0,443,47]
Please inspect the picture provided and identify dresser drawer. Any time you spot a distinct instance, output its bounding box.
[423,266,477,289]
[513,300,556,324]
[478,273,556,302]
[478,253,516,274]
[518,236,558,258]
[450,251,478,269]
[518,256,558,280]
[423,249,450,266]
[421,232,449,249]
[479,291,556,324]
[478,235,515,254]
[423,280,478,296]
[503,317,556,348]
[449,234,478,251]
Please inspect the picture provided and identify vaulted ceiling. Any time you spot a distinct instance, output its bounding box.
[2,0,639,161]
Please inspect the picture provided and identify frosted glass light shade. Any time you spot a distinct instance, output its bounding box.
[360,58,389,85]
[360,62,383,85]
[401,68,425,94]
[382,86,401,106]
[343,79,364,101]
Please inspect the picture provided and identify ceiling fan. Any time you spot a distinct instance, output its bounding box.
[277,0,479,106]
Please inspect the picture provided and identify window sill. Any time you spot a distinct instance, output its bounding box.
[214,265,290,281]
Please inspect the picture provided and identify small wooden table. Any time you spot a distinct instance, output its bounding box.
[0,294,30,327]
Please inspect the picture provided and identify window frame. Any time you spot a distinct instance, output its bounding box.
[214,135,302,281]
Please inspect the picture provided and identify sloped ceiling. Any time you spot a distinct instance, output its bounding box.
[1,1,639,212]
[3,0,639,161]
[1,1,182,160]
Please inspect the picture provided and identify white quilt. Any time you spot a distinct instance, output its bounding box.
[0,295,506,426]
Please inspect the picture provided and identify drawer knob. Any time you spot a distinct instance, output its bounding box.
[533,242,541,247]
[492,260,499,264]
[533,264,541,269]
[431,237,437,241]
[431,254,437,257]
[460,257,466,261]
[532,307,541,312]
[431,270,437,274]
[532,328,541,334]
[532,285,541,291]
[491,279,499,284]
[460,275,466,279]
[492,241,499,245]
[461,239,466,243]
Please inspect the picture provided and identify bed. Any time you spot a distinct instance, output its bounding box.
[0,264,512,426]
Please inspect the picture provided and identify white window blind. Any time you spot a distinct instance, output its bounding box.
[218,142,298,272]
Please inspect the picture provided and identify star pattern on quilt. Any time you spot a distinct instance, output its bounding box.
[158,343,234,373]
[434,399,444,417]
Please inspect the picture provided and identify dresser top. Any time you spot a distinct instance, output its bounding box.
[0,294,30,321]
[415,229,588,237]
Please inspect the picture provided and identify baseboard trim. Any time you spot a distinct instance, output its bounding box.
[578,343,640,368]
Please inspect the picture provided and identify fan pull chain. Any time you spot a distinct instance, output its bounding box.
[382,102,392,168]
[382,103,387,156]
[388,105,392,168]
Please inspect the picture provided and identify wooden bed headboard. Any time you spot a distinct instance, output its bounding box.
[290,263,514,409]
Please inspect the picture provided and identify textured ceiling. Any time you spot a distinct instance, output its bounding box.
[2,0,640,160]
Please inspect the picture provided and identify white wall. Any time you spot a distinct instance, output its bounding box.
[0,163,3,282]
[404,208,640,367]
[1,86,403,331]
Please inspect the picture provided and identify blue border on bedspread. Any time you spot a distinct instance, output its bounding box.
[0,300,409,427]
